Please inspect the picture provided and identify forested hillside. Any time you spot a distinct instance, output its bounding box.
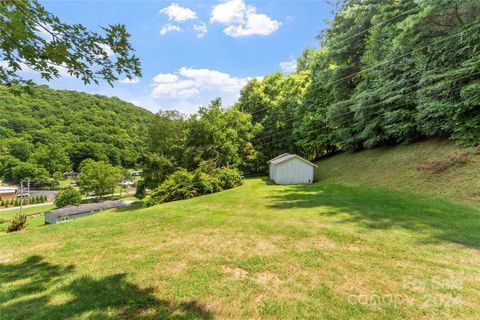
[0,85,154,185]
[237,0,480,171]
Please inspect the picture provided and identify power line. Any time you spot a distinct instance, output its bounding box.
[327,0,434,50]
[267,89,480,150]
[253,70,480,145]
[256,63,463,133]
[251,69,480,145]
[250,20,480,117]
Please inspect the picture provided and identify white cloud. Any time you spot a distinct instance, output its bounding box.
[193,22,208,38]
[160,3,197,22]
[210,0,245,24]
[210,0,280,37]
[119,77,140,84]
[160,23,182,36]
[178,67,248,92]
[152,73,178,83]
[99,43,114,56]
[152,79,199,99]
[150,67,257,103]
[279,59,297,73]
[35,24,54,42]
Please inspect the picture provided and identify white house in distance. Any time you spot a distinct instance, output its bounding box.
[44,200,127,224]
[268,153,317,185]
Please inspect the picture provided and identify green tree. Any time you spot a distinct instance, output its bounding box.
[10,161,49,185]
[8,139,33,161]
[148,110,187,163]
[31,144,71,175]
[139,154,176,190]
[54,187,81,208]
[68,142,109,172]
[0,0,141,87]
[184,98,258,170]
[77,159,122,197]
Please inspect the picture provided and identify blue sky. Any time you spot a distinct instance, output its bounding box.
[33,0,332,114]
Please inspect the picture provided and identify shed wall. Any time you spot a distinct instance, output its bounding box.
[0,192,16,200]
[45,211,96,224]
[270,158,314,184]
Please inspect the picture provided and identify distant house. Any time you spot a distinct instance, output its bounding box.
[268,153,317,185]
[0,187,17,200]
[63,171,79,179]
[44,200,126,224]
[119,180,135,187]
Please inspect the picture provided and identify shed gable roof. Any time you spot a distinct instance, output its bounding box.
[46,200,126,218]
[267,153,317,168]
[0,187,17,194]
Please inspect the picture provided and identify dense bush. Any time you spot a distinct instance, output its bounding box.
[143,167,243,207]
[212,167,243,189]
[6,214,27,233]
[54,188,82,208]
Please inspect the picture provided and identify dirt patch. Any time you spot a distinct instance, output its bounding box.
[153,230,284,260]
[170,262,188,275]
[255,272,281,285]
[222,265,248,279]
[294,236,337,251]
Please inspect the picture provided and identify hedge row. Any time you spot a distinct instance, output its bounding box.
[143,167,242,207]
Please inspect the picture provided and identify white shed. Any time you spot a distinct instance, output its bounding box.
[268,153,317,185]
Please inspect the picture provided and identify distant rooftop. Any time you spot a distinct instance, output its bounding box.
[46,200,126,218]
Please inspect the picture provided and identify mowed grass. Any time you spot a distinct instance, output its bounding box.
[0,178,479,319]
[315,138,480,208]
[0,204,56,232]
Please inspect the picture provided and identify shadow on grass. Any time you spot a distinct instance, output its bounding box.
[267,183,480,248]
[0,255,212,320]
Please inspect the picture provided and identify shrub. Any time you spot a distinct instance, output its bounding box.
[213,167,243,189]
[193,171,221,194]
[6,214,27,233]
[416,153,470,173]
[134,180,147,199]
[54,188,82,208]
[457,153,469,164]
[144,169,196,206]
[143,167,243,207]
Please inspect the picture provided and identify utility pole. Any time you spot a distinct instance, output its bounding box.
[27,178,30,206]
[20,180,23,216]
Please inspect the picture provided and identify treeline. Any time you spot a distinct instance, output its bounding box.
[0,85,154,186]
[236,0,480,171]
[0,195,48,208]
[139,98,256,204]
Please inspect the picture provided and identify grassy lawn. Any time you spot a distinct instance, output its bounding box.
[0,203,55,224]
[315,138,480,208]
[0,178,479,319]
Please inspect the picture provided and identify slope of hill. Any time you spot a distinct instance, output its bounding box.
[0,85,154,170]
[1,178,479,319]
[315,138,480,208]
